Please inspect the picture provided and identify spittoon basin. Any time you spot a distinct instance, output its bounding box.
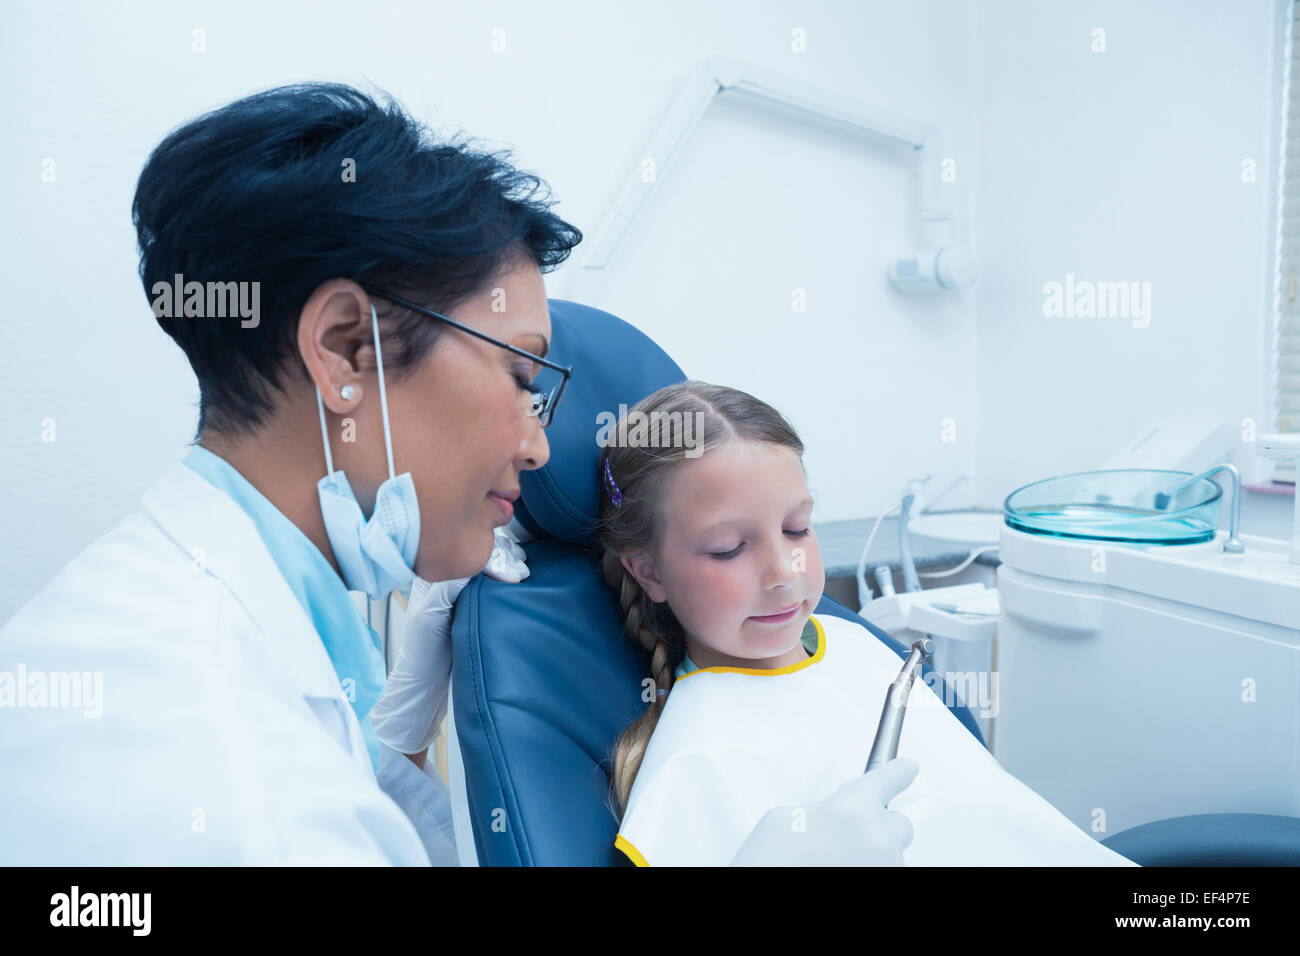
[1003,469,1222,545]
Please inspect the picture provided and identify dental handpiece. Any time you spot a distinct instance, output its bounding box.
[865,638,934,773]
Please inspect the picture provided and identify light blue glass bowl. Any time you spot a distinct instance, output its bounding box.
[1003,469,1222,545]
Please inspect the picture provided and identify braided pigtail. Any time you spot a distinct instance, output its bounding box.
[603,550,681,820]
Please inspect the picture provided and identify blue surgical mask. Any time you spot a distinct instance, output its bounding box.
[315,304,421,600]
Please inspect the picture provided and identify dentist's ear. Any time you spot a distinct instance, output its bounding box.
[620,549,667,604]
[298,279,373,413]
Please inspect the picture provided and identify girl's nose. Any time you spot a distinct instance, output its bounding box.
[760,538,797,590]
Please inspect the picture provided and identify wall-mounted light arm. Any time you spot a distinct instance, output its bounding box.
[560,58,968,302]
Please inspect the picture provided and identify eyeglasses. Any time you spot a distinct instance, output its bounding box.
[361,286,572,428]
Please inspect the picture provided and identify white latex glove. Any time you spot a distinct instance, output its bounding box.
[484,529,529,583]
[370,527,528,753]
[729,758,919,866]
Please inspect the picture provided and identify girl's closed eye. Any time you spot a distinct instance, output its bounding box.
[709,528,812,560]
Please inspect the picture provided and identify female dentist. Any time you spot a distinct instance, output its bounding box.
[0,82,916,866]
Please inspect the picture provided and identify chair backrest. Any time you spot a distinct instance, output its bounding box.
[450,299,984,866]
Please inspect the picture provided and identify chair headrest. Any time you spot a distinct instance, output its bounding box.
[515,299,686,547]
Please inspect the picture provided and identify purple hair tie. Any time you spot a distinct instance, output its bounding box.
[603,455,623,508]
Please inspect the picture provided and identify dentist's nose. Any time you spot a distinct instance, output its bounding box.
[518,416,551,471]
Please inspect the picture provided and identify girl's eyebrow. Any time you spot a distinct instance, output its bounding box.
[697,497,815,535]
[697,518,740,536]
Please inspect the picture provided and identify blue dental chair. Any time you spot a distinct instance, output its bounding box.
[444,299,986,866]
[1100,813,1300,867]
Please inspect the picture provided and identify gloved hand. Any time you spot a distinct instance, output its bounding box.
[729,757,919,866]
[484,528,529,583]
[370,527,529,754]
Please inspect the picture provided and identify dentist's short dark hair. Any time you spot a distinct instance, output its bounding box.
[132,82,582,436]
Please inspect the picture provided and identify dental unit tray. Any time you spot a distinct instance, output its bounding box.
[1003,469,1223,545]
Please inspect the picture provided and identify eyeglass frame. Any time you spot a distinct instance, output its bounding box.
[359,285,572,428]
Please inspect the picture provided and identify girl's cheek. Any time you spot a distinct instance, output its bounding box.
[683,562,732,609]
[807,547,827,592]
[707,563,749,610]
[801,543,819,572]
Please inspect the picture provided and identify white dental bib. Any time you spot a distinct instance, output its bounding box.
[615,613,1137,867]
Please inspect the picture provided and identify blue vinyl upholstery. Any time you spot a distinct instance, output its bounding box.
[1100,813,1300,866]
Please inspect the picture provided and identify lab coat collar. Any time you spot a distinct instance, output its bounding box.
[140,460,348,703]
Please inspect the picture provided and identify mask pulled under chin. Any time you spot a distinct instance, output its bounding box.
[317,469,421,600]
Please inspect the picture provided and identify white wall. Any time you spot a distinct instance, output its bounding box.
[974,0,1285,507]
[562,1,979,525]
[1,0,1290,620]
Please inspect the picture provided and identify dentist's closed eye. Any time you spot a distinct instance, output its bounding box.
[510,362,536,391]
[709,528,812,560]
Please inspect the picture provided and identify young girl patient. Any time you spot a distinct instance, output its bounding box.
[598,381,1136,867]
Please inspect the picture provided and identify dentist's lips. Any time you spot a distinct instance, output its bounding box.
[488,489,519,521]
[749,601,801,624]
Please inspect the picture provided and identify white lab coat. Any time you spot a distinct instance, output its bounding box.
[0,461,457,865]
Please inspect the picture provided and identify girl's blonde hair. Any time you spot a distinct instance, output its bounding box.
[597,380,804,820]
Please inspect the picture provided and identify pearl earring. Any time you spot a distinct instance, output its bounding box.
[340,385,355,401]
